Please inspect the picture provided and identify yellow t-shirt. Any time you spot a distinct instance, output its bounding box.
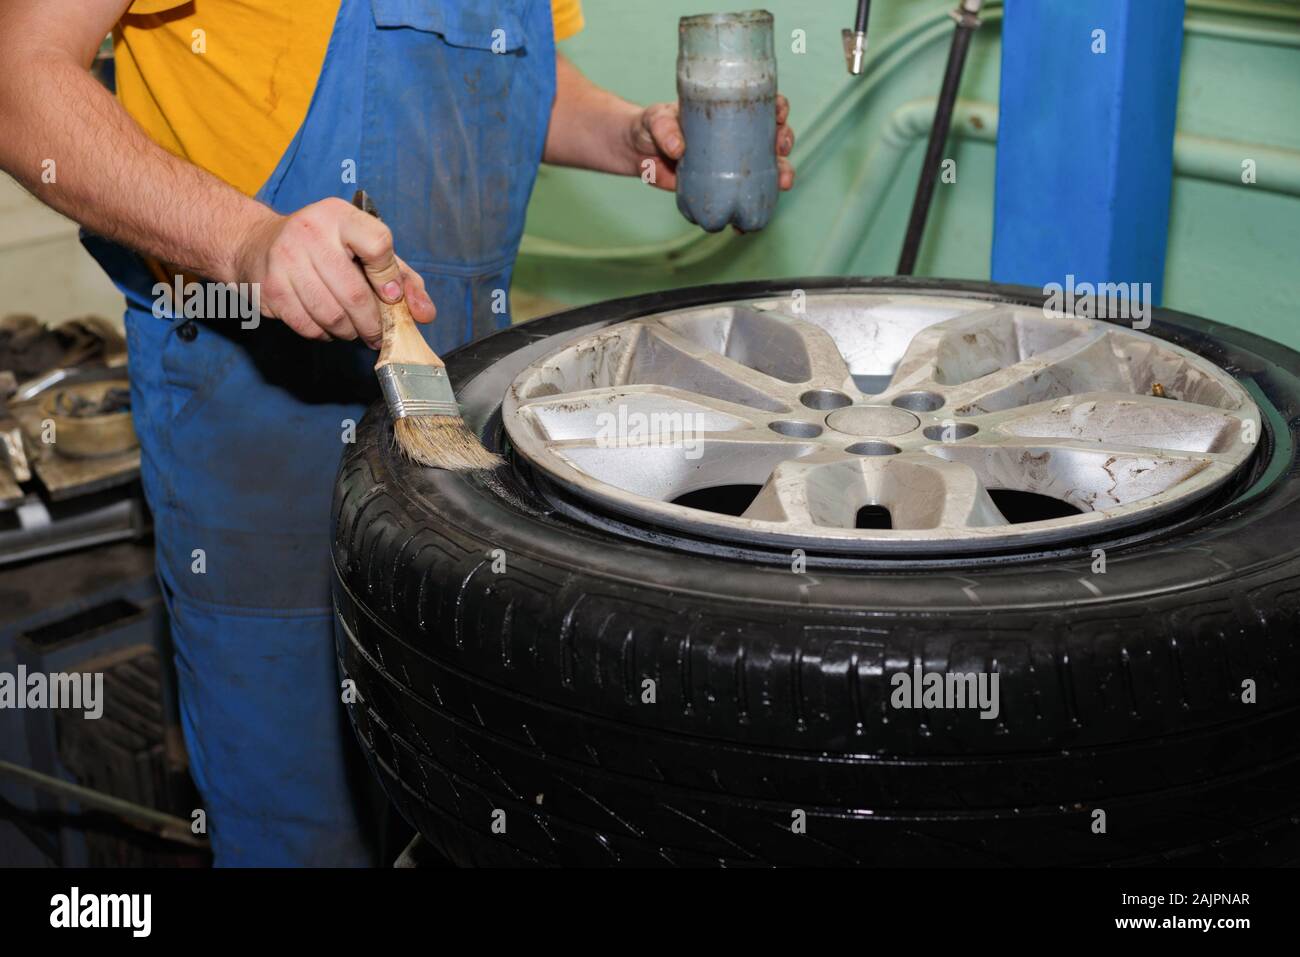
[114,1,584,197]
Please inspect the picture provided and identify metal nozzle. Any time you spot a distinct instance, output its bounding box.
[376,363,459,419]
[844,0,871,74]
[842,29,868,74]
[949,0,984,27]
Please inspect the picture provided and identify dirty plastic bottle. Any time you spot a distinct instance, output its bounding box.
[675,10,778,233]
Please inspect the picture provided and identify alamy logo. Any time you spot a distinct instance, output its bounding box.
[50,887,151,937]
[594,406,705,459]
[890,663,1000,720]
[152,275,261,329]
[1043,273,1151,329]
[0,667,103,719]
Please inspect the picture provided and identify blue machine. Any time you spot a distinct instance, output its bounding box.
[992,0,1187,302]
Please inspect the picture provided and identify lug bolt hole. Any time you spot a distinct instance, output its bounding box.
[846,440,900,456]
[891,391,945,412]
[769,420,823,438]
[923,423,978,441]
[800,389,852,410]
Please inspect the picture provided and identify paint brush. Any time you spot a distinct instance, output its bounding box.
[353,190,501,470]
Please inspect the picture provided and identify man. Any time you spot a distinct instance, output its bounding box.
[0,0,794,865]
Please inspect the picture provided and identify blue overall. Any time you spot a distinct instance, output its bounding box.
[84,0,556,865]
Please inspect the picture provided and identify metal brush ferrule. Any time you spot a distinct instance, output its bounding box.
[377,363,460,418]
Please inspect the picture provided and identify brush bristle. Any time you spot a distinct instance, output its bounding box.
[393,415,503,471]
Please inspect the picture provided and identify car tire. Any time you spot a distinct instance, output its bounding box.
[333,278,1300,866]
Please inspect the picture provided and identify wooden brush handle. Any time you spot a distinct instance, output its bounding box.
[375,294,443,371]
[352,189,444,372]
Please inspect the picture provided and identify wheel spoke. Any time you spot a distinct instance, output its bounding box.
[514,384,772,442]
[743,452,1008,530]
[939,327,1124,416]
[753,293,1001,395]
[737,305,858,392]
[627,323,798,413]
[879,453,1009,529]
[925,436,1229,512]
[880,307,1084,393]
[970,391,1255,457]
[548,433,821,503]
[742,454,865,526]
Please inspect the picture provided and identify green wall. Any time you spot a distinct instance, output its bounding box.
[516,0,1300,348]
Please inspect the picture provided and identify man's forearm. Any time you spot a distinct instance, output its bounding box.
[0,32,276,283]
[0,0,432,344]
[542,54,645,175]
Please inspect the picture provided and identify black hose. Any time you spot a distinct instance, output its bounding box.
[896,6,980,275]
[854,0,871,35]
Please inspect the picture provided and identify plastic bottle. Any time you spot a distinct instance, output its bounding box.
[675,10,779,233]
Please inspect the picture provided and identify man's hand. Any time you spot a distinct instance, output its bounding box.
[234,198,435,347]
[631,94,796,193]
[543,55,797,196]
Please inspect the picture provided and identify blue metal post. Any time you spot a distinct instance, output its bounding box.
[991,0,1185,303]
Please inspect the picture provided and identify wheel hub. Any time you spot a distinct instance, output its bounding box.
[824,405,920,439]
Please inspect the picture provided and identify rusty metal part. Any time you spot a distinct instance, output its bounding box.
[39,379,137,460]
[0,423,24,506]
[12,363,129,404]
[0,415,30,483]
[0,759,206,849]
[7,388,140,502]
[502,290,1261,554]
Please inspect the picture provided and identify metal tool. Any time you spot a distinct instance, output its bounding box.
[842,0,871,74]
[11,363,127,404]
